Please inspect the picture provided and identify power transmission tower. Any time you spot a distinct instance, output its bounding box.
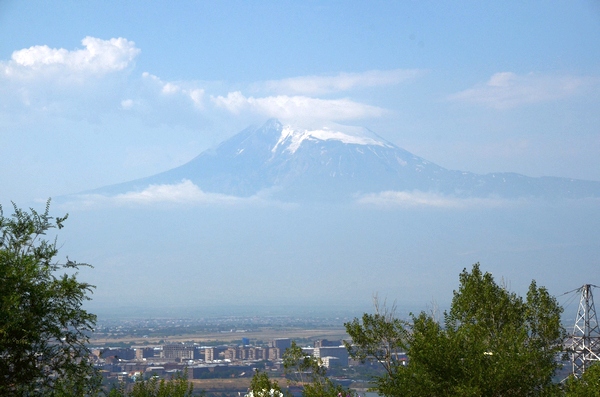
[570,284,600,378]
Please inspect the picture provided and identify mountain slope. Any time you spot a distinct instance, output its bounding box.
[86,119,600,201]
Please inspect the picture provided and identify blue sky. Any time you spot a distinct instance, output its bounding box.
[1,1,599,314]
[1,1,599,205]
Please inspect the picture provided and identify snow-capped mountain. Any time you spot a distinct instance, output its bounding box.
[87,119,600,201]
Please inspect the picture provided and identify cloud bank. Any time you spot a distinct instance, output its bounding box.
[0,36,409,128]
[141,72,206,109]
[449,72,587,109]
[67,180,264,209]
[66,182,523,210]
[356,191,520,209]
[211,92,384,122]
[263,69,422,95]
[0,35,417,127]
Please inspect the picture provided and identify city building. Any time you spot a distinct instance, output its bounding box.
[313,346,349,366]
[271,338,291,351]
[162,344,195,360]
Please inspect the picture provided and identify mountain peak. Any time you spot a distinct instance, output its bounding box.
[271,123,394,154]
[81,119,600,202]
[261,118,283,131]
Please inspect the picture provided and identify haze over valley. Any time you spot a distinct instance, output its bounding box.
[54,120,600,318]
[1,1,599,318]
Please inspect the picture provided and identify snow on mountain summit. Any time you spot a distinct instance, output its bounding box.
[272,124,392,154]
[80,118,600,201]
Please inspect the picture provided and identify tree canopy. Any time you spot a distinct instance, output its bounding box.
[247,369,284,397]
[0,201,98,396]
[344,297,408,381]
[564,362,600,397]
[107,371,194,397]
[345,263,566,397]
[282,341,353,397]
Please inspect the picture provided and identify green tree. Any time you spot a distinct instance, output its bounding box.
[0,201,99,396]
[247,369,284,397]
[283,341,353,397]
[107,371,194,397]
[564,362,600,397]
[345,264,566,397]
[344,297,408,383]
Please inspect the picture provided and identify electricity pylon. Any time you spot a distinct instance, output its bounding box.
[570,284,600,378]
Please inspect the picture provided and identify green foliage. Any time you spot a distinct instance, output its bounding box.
[283,341,326,385]
[0,200,99,397]
[107,371,194,397]
[344,297,408,378]
[564,363,600,397]
[345,264,566,397]
[248,370,283,397]
[283,341,353,397]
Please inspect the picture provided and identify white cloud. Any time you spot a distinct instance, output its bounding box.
[1,40,400,130]
[142,72,205,109]
[448,72,587,109]
[120,99,134,109]
[2,36,140,79]
[356,190,518,209]
[188,89,205,108]
[115,180,229,204]
[66,180,269,208]
[263,69,422,95]
[211,91,384,122]
[1,39,393,126]
[161,82,181,94]
[0,37,142,117]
